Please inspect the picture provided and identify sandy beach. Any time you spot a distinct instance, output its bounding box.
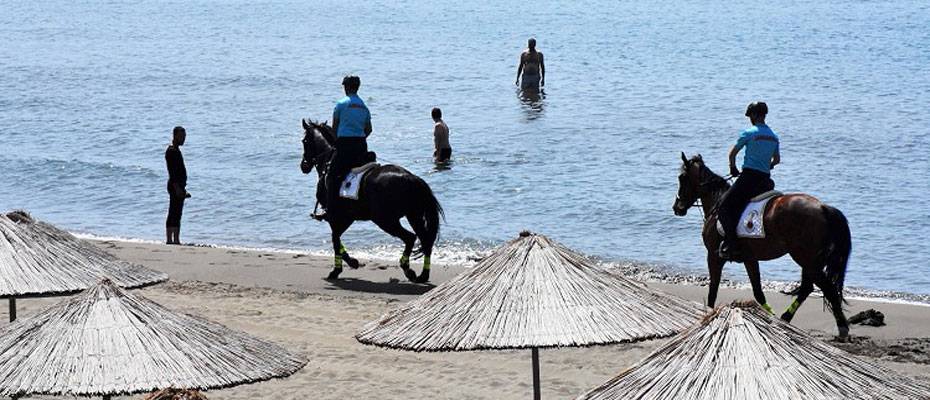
[3,239,929,399]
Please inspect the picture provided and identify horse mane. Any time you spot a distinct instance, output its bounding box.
[308,119,336,144]
[686,155,730,192]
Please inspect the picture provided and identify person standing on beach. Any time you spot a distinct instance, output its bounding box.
[319,75,372,221]
[515,38,545,91]
[717,102,780,261]
[165,126,190,245]
[432,107,451,163]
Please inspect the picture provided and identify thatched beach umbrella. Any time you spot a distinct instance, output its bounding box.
[0,279,307,399]
[0,210,167,321]
[578,301,930,400]
[356,231,703,399]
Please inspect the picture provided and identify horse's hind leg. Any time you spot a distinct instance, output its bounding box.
[408,214,432,283]
[813,272,850,339]
[373,218,418,282]
[781,272,815,323]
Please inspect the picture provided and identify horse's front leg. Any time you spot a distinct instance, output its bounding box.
[707,253,724,309]
[326,219,354,280]
[743,260,773,314]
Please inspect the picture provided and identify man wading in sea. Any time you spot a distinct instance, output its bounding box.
[165,126,191,244]
[317,75,372,221]
[516,38,545,91]
[432,107,451,163]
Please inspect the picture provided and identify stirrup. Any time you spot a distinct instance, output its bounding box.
[310,200,328,221]
[718,242,743,262]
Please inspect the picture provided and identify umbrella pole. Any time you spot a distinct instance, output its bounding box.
[532,347,541,400]
[8,298,15,322]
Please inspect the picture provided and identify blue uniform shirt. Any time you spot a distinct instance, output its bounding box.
[333,94,370,138]
[735,124,779,174]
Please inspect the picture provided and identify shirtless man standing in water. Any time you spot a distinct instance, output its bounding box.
[432,107,451,163]
[516,38,545,91]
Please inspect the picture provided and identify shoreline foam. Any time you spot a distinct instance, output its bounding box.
[74,231,930,307]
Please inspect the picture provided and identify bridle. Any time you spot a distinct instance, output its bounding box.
[676,161,733,220]
[302,128,335,173]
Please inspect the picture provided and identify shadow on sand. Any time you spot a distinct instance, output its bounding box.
[324,277,435,296]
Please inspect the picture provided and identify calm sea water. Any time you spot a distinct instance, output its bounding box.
[2,1,929,294]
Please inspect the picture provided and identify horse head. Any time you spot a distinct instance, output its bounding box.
[673,152,704,216]
[300,118,336,174]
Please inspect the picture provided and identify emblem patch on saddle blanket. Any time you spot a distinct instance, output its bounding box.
[717,191,782,239]
[339,162,379,200]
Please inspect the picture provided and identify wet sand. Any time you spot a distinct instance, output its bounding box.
[6,239,930,399]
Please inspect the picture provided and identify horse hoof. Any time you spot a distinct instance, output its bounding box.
[837,326,850,341]
[402,267,418,282]
[326,268,342,280]
[415,270,430,283]
[780,312,794,323]
[346,257,361,269]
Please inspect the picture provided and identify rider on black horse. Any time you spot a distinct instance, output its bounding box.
[718,101,780,261]
[316,75,372,221]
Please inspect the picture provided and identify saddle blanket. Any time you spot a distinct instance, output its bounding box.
[717,191,782,239]
[339,162,379,200]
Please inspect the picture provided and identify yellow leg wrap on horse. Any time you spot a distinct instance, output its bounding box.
[334,255,343,269]
[761,303,774,315]
[339,244,348,255]
[400,255,410,266]
[785,299,801,315]
[423,256,431,270]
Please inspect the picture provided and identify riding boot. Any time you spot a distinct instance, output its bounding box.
[718,219,743,261]
[718,237,743,262]
[311,180,329,221]
[314,165,343,221]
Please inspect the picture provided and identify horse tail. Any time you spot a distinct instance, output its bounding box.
[412,177,444,254]
[822,205,851,302]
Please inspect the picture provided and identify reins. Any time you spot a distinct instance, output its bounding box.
[688,167,734,221]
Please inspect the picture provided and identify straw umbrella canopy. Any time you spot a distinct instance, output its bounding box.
[578,301,930,400]
[0,210,168,321]
[356,231,703,399]
[0,279,307,399]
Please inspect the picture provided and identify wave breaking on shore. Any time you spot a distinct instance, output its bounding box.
[74,232,930,307]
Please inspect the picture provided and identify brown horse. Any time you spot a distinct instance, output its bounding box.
[673,153,851,338]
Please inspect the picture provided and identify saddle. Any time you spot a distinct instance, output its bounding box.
[716,190,782,239]
[339,162,379,200]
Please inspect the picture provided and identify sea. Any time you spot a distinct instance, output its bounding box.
[2,1,929,297]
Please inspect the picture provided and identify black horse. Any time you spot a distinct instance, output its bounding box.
[300,119,443,283]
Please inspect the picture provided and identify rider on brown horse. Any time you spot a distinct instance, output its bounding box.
[718,102,780,261]
[316,75,373,221]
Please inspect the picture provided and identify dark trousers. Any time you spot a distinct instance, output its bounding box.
[166,194,185,228]
[718,168,774,242]
[436,148,452,162]
[326,137,368,212]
